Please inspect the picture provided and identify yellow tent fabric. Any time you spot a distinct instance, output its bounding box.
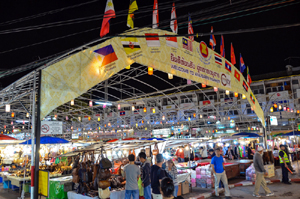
[40,28,265,127]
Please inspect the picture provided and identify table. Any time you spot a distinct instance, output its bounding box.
[68,190,127,199]
[48,176,72,199]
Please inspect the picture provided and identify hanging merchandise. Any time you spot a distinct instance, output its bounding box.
[152,143,159,155]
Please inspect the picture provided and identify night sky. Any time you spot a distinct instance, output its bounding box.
[0,0,299,88]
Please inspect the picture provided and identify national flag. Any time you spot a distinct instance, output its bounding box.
[230,43,236,65]
[240,53,246,73]
[225,61,231,73]
[220,35,225,57]
[250,93,255,104]
[121,37,141,55]
[120,111,125,116]
[165,34,178,48]
[188,13,194,41]
[127,0,138,29]
[225,98,233,103]
[170,3,177,33]
[94,45,118,67]
[214,53,222,65]
[182,38,193,52]
[203,100,211,105]
[153,0,159,28]
[134,109,139,114]
[145,33,160,47]
[100,0,116,38]
[234,70,240,82]
[209,26,216,50]
[247,66,252,86]
[243,80,249,92]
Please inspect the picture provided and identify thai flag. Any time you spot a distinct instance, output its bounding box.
[243,81,249,92]
[120,111,125,116]
[209,26,216,50]
[134,109,140,114]
[225,61,231,73]
[94,45,118,67]
[215,53,222,65]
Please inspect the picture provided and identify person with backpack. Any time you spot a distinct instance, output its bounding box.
[151,154,166,199]
[166,159,178,197]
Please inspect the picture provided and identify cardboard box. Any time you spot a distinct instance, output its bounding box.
[264,164,275,178]
[177,183,182,196]
[181,180,190,195]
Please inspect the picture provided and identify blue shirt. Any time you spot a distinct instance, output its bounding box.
[211,156,224,173]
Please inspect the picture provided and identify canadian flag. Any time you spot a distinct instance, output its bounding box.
[153,0,159,28]
[170,3,177,33]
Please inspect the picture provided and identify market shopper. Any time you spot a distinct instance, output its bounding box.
[226,146,234,160]
[124,154,141,199]
[160,177,175,199]
[253,146,274,197]
[166,159,178,197]
[201,146,208,159]
[247,144,254,159]
[138,152,151,199]
[151,154,166,199]
[208,149,215,158]
[175,147,184,163]
[211,148,231,198]
[279,144,292,184]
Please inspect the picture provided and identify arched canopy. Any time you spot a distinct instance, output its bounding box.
[41,28,265,126]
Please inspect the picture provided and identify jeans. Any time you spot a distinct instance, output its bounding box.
[253,172,271,195]
[214,171,231,197]
[144,185,151,199]
[280,163,289,183]
[174,185,179,197]
[178,158,184,163]
[125,189,139,199]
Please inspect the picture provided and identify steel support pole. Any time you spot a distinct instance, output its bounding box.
[34,71,42,199]
[30,71,36,199]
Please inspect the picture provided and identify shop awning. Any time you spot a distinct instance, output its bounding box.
[0,134,17,140]
[20,136,69,144]
[274,131,300,136]
[232,132,262,138]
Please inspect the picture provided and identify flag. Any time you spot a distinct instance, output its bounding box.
[121,37,141,55]
[209,26,216,50]
[240,53,246,73]
[247,66,252,86]
[165,34,178,48]
[243,80,249,92]
[134,109,139,114]
[145,33,160,47]
[94,45,118,67]
[188,13,194,41]
[120,111,125,116]
[170,3,177,33]
[100,0,116,38]
[127,0,138,29]
[250,93,255,104]
[230,43,236,65]
[153,0,159,28]
[225,61,231,73]
[182,38,193,52]
[234,70,240,82]
[203,100,211,106]
[214,53,222,65]
[220,35,225,57]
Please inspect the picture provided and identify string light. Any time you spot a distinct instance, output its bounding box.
[152,108,155,113]
[202,84,206,88]
[71,99,74,106]
[125,65,130,69]
[279,105,282,110]
[234,92,238,97]
[132,106,135,111]
[11,112,15,118]
[242,94,246,99]
[214,87,218,92]
[273,104,277,108]
[270,107,273,112]
[26,112,29,117]
[144,107,147,113]
[5,104,10,112]
[118,104,121,110]
[148,67,153,75]
[168,73,173,79]
[89,101,93,107]
[226,90,229,95]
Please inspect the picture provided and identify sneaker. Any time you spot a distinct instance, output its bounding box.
[266,193,274,196]
[253,194,262,197]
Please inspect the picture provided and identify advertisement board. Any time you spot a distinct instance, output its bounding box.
[41,121,63,135]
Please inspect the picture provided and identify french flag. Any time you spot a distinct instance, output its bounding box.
[94,45,118,67]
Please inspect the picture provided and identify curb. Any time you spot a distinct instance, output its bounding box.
[188,178,300,199]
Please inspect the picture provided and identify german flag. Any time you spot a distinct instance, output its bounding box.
[121,37,141,55]
[234,70,240,82]
[243,80,248,92]
[127,0,138,29]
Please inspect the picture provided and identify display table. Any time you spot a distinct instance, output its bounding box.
[68,190,127,199]
[48,176,72,199]
[177,173,190,184]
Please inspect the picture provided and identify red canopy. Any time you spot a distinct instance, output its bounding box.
[0,134,17,140]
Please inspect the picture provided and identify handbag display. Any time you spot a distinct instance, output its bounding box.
[98,169,111,180]
[98,187,111,199]
[152,143,159,156]
[100,149,112,169]
[145,148,151,157]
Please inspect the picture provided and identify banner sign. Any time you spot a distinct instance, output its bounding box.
[41,121,63,135]
[41,28,265,126]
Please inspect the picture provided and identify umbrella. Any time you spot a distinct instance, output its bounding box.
[20,136,69,144]
[0,134,17,140]
[232,132,262,138]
